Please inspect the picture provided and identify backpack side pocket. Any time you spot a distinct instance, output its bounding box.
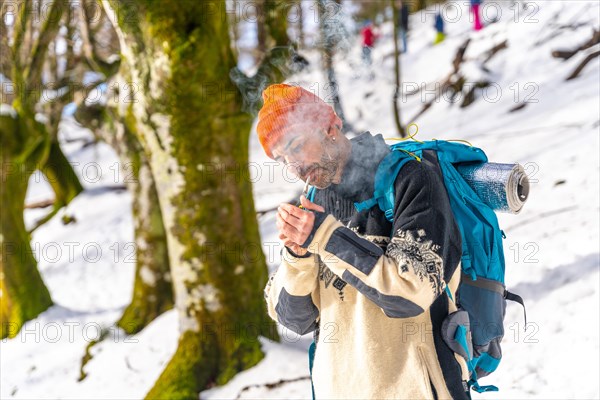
[458,274,506,378]
[441,310,473,361]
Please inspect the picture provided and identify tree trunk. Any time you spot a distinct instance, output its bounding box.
[74,0,174,332]
[0,0,71,338]
[0,113,53,340]
[318,0,348,131]
[256,0,267,54]
[391,0,406,137]
[297,0,304,48]
[265,0,289,46]
[103,1,277,397]
[116,120,173,335]
[117,171,173,334]
[74,103,174,334]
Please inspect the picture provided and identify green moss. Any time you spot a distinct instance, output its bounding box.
[114,1,279,396]
[215,336,265,385]
[266,1,289,46]
[0,171,53,339]
[1,115,53,340]
[117,257,173,335]
[145,330,218,400]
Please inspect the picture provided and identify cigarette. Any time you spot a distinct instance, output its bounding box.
[302,176,311,197]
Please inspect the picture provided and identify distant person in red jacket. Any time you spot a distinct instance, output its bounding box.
[361,20,378,66]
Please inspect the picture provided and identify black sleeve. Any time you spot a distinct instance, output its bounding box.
[390,151,462,284]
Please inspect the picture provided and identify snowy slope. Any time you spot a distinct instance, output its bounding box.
[1,0,599,399]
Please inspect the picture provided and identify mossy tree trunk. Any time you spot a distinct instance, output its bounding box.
[297,0,304,48]
[73,0,172,333]
[264,0,289,47]
[76,103,174,334]
[0,112,53,339]
[4,0,84,239]
[257,0,290,51]
[0,0,71,338]
[103,1,277,397]
[256,0,268,54]
[116,129,173,335]
[390,0,406,137]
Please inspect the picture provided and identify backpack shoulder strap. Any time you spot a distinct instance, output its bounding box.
[354,147,417,222]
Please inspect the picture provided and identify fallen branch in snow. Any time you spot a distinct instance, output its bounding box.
[566,50,600,81]
[25,198,55,209]
[406,36,507,118]
[406,40,470,122]
[61,136,97,146]
[452,39,471,73]
[399,39,471,99]
[552,29,600,60]
[234,376,311,399]
[482,40,508,64]
[508,103,528,113]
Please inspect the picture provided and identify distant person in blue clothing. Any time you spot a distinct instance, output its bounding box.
[398,2,410,53]
[470,0,483,31]
[434,12,445,45]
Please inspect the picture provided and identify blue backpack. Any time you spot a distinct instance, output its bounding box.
[350,139,526,393]
[306,139,526,394]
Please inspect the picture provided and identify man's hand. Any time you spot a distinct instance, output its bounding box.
[277,195,325,255]
[279,233,307,256]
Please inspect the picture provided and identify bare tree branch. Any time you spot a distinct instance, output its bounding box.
[11,0,30,77]
[552,29,600,60]
[24,0,66,93]
[78,0,120,77]
[566,50,600,81]
[0,0,13,78]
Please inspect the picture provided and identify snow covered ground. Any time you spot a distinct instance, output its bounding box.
[1,1,599,399]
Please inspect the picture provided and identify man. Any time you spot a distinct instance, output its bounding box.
[398,2,410,53]
[360,20,377,66]
[260,84,471,399]
[470,0,483,31]
[434,12,446,45]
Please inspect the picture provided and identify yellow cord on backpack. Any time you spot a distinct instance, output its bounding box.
[386,123,423,144]
[386,123,475,160]
[385,123,423,162]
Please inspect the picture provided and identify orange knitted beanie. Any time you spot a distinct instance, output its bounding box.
[256,84,342,159]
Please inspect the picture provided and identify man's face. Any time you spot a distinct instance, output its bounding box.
[271,128,341,189]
